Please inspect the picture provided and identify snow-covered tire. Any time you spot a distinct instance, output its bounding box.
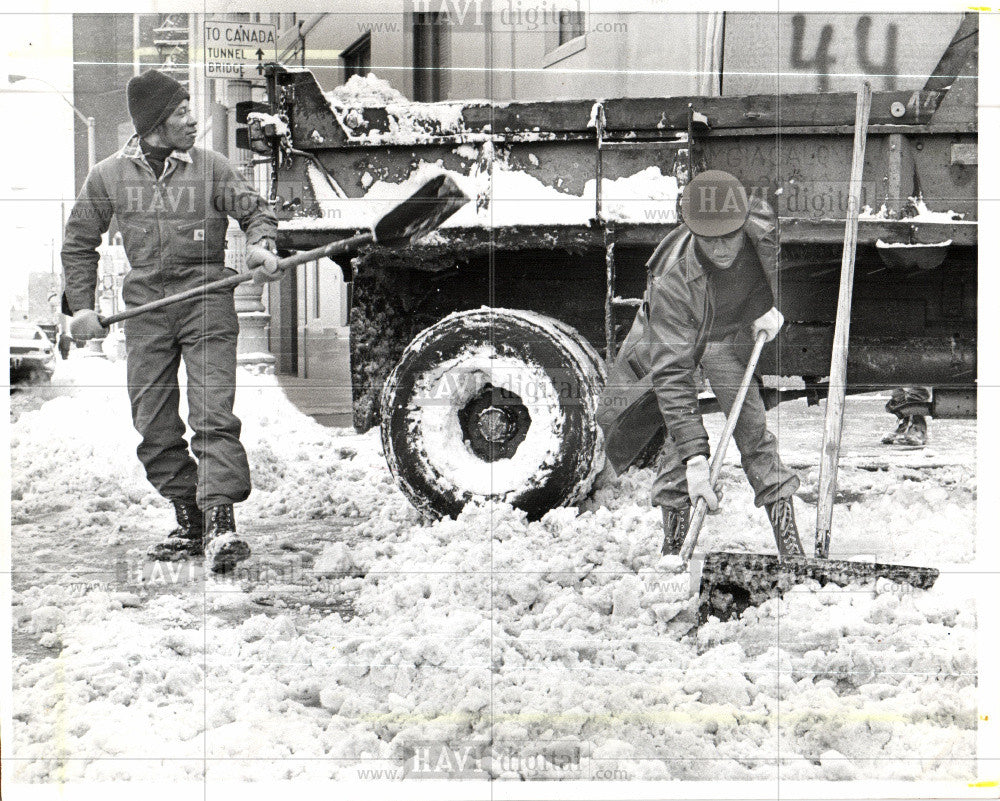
[380,308,607,519]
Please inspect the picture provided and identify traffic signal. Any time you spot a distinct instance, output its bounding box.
[235,100,271,154]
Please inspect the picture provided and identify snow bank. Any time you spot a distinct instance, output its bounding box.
[9,354,390,527]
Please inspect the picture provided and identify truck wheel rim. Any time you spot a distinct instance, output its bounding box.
[409,348,563,499]
[458,385,531,462]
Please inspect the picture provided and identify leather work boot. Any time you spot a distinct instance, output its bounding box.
[881,418,909,445]
[661,505,691,556]
[147,500,204,561]
[899,415,928,448]
[765,497,805,557]
[203,504,251,574]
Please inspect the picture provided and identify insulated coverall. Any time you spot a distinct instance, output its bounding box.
[61,136,277,509]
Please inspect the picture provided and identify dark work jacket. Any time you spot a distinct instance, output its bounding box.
[598,196,780,472]
[61,135,277,313]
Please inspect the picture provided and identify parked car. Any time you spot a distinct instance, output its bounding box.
[9,322,57,383]
[37,322,59,346]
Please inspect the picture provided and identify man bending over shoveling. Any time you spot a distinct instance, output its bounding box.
[605,170,804,558]
[61,70,281,572]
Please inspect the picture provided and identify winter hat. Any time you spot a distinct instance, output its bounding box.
[127,69,189,137]
[680,170,750,237]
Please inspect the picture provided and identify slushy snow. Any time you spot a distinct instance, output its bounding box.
[9,353,978,782]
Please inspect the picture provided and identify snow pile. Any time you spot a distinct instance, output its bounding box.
[289,157,679,231]
[325,74,408,107]
[9,361,978,782]
[9,355,397,527]
[323,74,469,144]
[10,356,147,531]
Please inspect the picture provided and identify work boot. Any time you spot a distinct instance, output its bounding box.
[203,504,251,574]
[765,497,805,557]
[661,505,691,556]
[881,418,908,445]
[899,415,928,448]
[147,500,204,561]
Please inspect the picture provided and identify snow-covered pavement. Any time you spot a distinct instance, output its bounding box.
[8,354,978,783]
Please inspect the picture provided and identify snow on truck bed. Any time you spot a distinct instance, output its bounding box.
[278,72,682,231]
[283,160,680,231]
[9,355,977,782]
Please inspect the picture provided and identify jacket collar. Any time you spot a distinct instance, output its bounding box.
[680,230,708,282]
[118,134,193,165]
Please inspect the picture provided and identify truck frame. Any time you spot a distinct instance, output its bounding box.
[260,45,976,518]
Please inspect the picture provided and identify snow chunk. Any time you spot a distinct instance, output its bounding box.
[31,606,65,633]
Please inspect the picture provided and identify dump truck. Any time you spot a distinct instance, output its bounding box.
[258,18,976,520]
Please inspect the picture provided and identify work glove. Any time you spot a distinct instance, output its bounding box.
[247,243,281,285]
[751,306,784,343]
[685,455,720,511]
[68,309,108,341]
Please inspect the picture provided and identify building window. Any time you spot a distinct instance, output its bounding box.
[413,12,447,102]
[558,10,585,45]
[341,32,372,81]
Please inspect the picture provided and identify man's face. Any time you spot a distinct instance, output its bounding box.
[155,100,197,152]
[695,229,745,269]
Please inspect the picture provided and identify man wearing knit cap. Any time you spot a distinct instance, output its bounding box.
[600,170,804,558]
[62,69,280,573]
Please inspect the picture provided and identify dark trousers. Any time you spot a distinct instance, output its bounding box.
[885,386,931,418]
[652,337,800,510]
[123,287,250,510]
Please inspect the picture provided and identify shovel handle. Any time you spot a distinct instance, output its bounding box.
[98,231,374,326]
[679,330,769,563]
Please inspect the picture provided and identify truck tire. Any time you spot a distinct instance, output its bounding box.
[380,308,607,519]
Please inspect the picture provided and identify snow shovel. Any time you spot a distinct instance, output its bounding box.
[675,330,770,566]
[693,83,938,624]
[98,174,470,327]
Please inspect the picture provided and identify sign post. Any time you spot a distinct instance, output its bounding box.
[204,20,277,81]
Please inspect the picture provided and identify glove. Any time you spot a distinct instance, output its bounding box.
[751,307,784,343]
[685,455,719,511]
[247,243,281,285]
[68,309,108,341]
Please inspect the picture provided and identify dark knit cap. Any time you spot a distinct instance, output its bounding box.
[127,69,189,137]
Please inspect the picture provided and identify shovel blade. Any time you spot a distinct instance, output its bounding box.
[697,551,939,624]
[373,174,470,244]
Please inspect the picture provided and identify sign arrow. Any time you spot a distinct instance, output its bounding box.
[256,48,264,75]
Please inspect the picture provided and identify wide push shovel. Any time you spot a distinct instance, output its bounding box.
[98,174,470,327]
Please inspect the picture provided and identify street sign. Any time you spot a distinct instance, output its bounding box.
[204,20,277,81]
